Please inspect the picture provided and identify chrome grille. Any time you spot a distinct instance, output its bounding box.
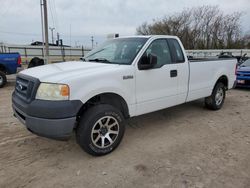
[15,75,39,103]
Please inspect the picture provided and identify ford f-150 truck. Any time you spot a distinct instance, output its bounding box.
[12,36,237,156]
[0,53,22,88]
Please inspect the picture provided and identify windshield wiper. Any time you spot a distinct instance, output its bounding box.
[86,48,105,57]
[88,58,111,63]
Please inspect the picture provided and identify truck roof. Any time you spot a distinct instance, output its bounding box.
[117,35,178,39]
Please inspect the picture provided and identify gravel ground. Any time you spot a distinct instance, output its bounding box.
[0,77,250,188]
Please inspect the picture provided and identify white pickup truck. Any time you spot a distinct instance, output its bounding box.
[12,35,237,156]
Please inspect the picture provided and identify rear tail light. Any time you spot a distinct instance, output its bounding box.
[17,56,22,66]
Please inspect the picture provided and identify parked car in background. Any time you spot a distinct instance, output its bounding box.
[218,52,234,59]
[28,57,44,68]
[237,53,249,66]
[236,59,250,88]
[218,52,249,65]
[0,53,22,88]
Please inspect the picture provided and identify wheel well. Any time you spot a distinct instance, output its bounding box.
[216,75,228,89]
[0,64,6,73]
[77,93,130,120]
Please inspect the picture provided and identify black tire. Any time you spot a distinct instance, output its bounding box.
[76,104,125,156]
[0,71,7,88]
[28,57,44,68]
[205,82,226,110]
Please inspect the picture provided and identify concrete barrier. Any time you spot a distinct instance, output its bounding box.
[0,43,91,64]
[186,49,250,58]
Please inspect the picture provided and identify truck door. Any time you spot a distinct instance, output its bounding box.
[135,39,179,115]
[167,38,189,104]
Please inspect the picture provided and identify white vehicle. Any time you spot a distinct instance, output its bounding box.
[12,35,237,156]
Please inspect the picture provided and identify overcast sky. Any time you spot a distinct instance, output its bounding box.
[0,0,249,47]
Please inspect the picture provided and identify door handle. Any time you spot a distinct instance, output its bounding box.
[170,70,178,77]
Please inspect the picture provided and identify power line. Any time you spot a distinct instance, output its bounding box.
[60,34,105,38]
[52,0,59,31]
[0,30,40,36]
[0,0,14,17]
[48,0,55,28]
[0,30,105,40]
[49,27,55,44]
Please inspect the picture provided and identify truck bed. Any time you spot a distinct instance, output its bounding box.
[189,57,236,62]
[186,58,236,102]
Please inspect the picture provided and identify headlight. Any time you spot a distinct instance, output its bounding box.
[35,83,70,101]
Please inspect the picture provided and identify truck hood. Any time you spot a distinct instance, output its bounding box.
[20,61,121,83]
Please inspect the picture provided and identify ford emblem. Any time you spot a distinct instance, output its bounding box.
[18,84,24,91]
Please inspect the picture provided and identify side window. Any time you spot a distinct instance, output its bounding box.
[168,39,185,63]
[144,39,172,68]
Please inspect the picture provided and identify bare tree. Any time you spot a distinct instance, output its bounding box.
[136,5,245,49]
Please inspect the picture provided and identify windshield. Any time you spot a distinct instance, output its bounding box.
[241,59,250,67]
[84,38,148,65]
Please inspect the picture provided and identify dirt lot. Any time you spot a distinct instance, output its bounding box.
[0,77,250,188]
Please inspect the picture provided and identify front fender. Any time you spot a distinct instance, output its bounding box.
[69,77,136,116]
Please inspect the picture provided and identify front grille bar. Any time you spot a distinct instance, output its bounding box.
[14,74,40,103]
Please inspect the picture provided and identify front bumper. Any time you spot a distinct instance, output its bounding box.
[13,103,76,140]
[236,73,250,88]
[236,78,250,88]
[12,92,83,141]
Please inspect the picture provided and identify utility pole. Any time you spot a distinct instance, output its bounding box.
[43,0,49,64]
[57,32,60,45]
[91,36,94,49]
[49,27,55,44]
[75,41,80,48]
[40,0,45,59]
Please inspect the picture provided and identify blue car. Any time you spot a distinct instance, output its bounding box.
[236,59,250,88]
[0,53,22,88]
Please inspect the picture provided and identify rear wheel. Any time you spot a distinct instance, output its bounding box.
[0,71,7,88]
[205,82,226,110]
[76,104,125,156]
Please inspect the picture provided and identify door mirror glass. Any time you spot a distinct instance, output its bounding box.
[138,53,157,70]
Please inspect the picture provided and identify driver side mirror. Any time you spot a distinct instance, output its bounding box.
[138,53,157,70]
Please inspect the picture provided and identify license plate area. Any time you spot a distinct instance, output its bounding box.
[237,80,245,84]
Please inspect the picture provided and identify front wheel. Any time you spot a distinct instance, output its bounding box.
[0,71,7,88]
[76,104,125,156]
[205,82,226,110]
